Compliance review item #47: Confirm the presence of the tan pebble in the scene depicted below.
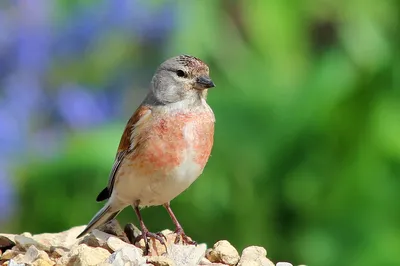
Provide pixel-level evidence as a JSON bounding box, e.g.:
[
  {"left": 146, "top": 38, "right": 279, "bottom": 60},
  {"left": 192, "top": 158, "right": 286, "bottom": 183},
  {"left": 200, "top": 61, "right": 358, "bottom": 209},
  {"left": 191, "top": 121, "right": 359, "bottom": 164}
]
[
  {"left": 238, "top": 246, "right": 274, "bottom": 266},
  {"left": 1, "top": 250, "right": 20, "bottom": 260},
  {"left": 32, "top": 258, "right": 54, "bottom": 266},
  {"left": 146, "top": 256, "right": 175, "bottom": 266},
  {"left": 69, "top": 245, "right": 110, "bottom": 266},
  {"left": 11, "top": 254, "right": 24, "bottom": 262},
  {"left": 135, "top": 238, "right": 167, "bottom": 256},
  {"left": 199, "top": 257, "right": 229, "bottom": 265},
  {"left": 198, "top": 257, "right": 212, "bottom": 265},
  {"left": 106, "top": 236, "right": 132, "bottom": 252},
  {"left": 238, "top": 261, "right": 259, "bottom": 266},
  {"left": 206, "top": 240, "right": 240, "bottom": 266},
  {"left": 49, "top": 247, "right": 66, "bottom": 259}
]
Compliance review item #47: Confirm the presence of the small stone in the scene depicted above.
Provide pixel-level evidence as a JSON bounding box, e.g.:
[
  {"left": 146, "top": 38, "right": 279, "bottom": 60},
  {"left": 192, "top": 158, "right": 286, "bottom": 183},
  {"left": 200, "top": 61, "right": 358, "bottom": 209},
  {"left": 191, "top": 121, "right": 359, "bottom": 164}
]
[
  {"left": 13, "top": 226, "right": 86, "bottom": 253},
  {"left": 206, "top": 240, "right": 240, "bottom": 266},
  {"left": 124, "top": 223, "right": 142, "bottom": 244},
  {"left": 7, "top": 259, "right": 25, "bottom": 266},
  {"left": 1, "top": 249, "right": 20, "bottom": 260},
  {"left": 96, "top": 262, "right": 113, "bottom": 266},
  {"left": 33, "top": 225, "right": 85, "bottom": 251},
  {"left": 11, "top": 246, "right": 24, "bottom": 253},
  {"left": 49, "top": 247, "right": 67, "bottom": 259},
  {"left": 238, "top": 246, "right": 274, "bottom": 266},
  {"left": 198, "top": 257, "right": 227, "bottom": 265},
  {"left": 13, "top": 245, "right": 40, "bottom": 264},
  {"left": 105, "top": 246, "right": 146, "bottom": 265},
  {"left": 0, "top": 234, "right": 17, "bottom": 243},
  {"left": 134, "top": 236, "right": 168, "bottom": 256},
  {"left": 24, "top": 245, "right": 41, "bottom": 261},
  {"left": 21, "top": 232, "right": 32, "bottom": 238},
  {"left": 10, "top": 254, "right": 25, "bottom": 263},
  {"left": 14, "top": 235, "right": 48, "bottom": 252},
  {"left": 168, "top": 243, "right": 207, "bottom": 266},
  {"left": 238, "top": 262, "right": 259, "bottom": 266},
  {"left": 276, "top": 263, "right": 293, "bottom": 266},
  {"left": 80, "top": 229, "right": 112, "bottom": 249},
  {"left": 159, "top": 229, "right": 174, "bottom": 238},
  {"left": 242, "top": 246, "right": 267, "bottom": 258},
  {"left": 106, "top": 236, "right": 133, "bottom": 252},
  {"left": 199, "top": 257, "right": 212, "bottom": 265},
  {"left": 260, "top": 257, "right": 275, "bottom": 266},
  {"left": 32, "top": 258, "right": 54, "bottom": 266},
  {"left": 147, "top": 256, "right": 175, "bottom": 266},
  {"left": 36, "top": 250, "right": 52, "bottom": 262},
  {"left": 0, "top": 236, "right": 15, "bottom": 251},
  {"left": 9, "top": 245, "right": 53, "bottom": 265},
  {"left": 98, "top": 219, "right": 130, "bottom": 243},
  {"left": 62, "top": 244, "right": 110, "bottom": 266}
]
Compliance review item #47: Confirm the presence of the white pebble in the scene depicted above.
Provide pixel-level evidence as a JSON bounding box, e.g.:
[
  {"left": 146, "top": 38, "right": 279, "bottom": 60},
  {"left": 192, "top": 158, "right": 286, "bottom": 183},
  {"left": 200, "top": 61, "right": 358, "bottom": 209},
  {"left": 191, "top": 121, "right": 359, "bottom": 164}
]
[{"left": 276, "top": 262, "right": 293, "bottom": 266}]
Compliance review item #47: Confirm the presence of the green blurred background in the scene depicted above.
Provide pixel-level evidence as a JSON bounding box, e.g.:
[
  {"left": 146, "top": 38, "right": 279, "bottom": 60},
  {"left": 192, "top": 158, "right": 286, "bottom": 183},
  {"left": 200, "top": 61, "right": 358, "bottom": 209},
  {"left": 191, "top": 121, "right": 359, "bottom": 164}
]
[{"left": 1, "top": 0, "right": 399, "bottom": 265}]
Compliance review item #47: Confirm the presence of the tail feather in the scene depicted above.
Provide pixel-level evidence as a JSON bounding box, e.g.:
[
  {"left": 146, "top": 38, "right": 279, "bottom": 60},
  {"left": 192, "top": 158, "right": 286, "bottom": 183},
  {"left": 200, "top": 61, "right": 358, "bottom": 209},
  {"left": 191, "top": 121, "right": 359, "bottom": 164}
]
[{"left": 77, "top": 203, "right": 120, "bottom": 238}]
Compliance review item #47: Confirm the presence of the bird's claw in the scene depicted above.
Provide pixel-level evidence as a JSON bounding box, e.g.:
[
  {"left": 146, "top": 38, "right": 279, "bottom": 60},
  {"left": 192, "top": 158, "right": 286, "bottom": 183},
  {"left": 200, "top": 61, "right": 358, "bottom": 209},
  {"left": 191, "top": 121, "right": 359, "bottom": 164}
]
[
  {"left": 134, "top": 231, "right": 167, "bottom": 255},
  {"left": 174, "top": 229, "right": 197, "bottom": 245}
]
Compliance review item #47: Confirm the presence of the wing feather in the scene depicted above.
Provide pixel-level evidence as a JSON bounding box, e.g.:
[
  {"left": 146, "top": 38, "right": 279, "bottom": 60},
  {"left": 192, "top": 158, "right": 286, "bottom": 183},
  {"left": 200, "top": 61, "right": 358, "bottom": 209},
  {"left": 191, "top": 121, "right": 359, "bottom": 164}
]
[{"left": 96, "top": 105, "right": 151, "bottom": 201}]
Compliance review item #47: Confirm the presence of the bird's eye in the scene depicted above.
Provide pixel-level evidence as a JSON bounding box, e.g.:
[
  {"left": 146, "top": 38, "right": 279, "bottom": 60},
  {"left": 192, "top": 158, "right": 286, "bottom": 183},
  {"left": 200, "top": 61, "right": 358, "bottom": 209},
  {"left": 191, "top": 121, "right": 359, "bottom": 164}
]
[{"left": 176, "top": 70, "right": 186, "bottom": 78}]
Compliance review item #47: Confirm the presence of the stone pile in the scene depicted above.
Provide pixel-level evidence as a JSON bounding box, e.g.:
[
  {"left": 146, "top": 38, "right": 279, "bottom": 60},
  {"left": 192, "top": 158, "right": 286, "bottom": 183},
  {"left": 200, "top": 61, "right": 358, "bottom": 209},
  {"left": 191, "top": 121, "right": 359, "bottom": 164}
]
[{"left": 0, "top": 222, "right": 298, "bottom": 266}]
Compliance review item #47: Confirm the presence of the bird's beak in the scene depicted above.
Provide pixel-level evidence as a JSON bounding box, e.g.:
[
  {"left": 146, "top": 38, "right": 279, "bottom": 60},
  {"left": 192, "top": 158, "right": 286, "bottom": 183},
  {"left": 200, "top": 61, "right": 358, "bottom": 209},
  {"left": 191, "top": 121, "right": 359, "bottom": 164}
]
[{"left": 195, "top": 76, "right": 215, "bottom": 89}]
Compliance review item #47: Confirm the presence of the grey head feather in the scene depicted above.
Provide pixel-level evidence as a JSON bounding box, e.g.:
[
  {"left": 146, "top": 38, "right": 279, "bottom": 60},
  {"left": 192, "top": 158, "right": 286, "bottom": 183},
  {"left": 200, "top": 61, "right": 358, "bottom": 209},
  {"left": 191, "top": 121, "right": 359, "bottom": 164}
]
[{"left": 149, "top": 55, "right": 213, "bottom": 105}]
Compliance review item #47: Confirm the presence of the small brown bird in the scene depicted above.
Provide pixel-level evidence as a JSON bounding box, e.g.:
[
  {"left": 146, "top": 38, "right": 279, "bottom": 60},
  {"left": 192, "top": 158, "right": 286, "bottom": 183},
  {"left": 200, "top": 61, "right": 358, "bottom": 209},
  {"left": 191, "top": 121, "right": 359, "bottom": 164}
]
[{"left": 77, "top": 55, "right": 216, "bottom": 250}]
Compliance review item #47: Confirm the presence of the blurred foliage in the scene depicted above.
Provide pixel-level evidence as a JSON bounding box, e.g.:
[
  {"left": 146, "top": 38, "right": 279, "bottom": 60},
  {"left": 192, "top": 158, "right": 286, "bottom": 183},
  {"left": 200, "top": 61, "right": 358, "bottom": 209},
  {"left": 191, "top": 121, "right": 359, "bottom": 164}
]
[{"left": 1, "top": 0, "right": 400, "bottom": 266}]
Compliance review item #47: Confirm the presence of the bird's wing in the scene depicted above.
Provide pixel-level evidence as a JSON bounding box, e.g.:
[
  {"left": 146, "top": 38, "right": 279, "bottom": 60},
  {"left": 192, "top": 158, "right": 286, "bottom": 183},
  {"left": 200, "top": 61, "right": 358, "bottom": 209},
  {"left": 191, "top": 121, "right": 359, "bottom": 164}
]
[{"left": 96, "top": 105, "right": 152, "bottom": 202}]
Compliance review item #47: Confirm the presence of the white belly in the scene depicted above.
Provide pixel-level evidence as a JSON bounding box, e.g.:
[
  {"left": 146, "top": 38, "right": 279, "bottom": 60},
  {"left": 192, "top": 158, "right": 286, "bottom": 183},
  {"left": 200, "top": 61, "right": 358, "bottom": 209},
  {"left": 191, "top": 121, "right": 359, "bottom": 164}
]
[{"left": 114, "top": 155, "right": 202, "bottom": 207}]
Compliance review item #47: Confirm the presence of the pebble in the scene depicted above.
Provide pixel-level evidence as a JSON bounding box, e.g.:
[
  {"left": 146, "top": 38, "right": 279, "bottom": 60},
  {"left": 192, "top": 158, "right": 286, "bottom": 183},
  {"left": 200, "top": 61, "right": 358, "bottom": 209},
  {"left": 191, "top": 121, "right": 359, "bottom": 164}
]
[
  {"left": 206, "top": 240, "right": 240, "bottom": 265},
  {"left": 238, "top": 246, "right": 274, "bottom": 266},
  {"left": 105, "top": 245, "right": 146, "bottom": 265}
]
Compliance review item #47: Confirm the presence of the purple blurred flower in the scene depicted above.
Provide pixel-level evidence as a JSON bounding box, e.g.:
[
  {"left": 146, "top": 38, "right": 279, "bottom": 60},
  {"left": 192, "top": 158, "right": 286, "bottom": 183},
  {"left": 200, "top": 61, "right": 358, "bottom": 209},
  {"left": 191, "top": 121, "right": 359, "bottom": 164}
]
[
  {"left": 3, "top": 72, "right": 44, "bottom": 116},
  {"left": 129, "top": 0, "right": 176, "bottom": 41},
  {"left": 53, "top": 8, "right": 102, "bottom": 57},
  {"left": 0, "top": 107, "right": 22, "bottom": 154},
  {"left": 56, "top": 84, "right": 110, "bottom": 129},
  {"left": 16, "top": 0, "right": 52, "bottom": 73},
  {"left": 0, "top": 72, "right": 44, "bottom": 154},
  {"left": 106, "top": 0, "right": 176, "bottom": 40}
]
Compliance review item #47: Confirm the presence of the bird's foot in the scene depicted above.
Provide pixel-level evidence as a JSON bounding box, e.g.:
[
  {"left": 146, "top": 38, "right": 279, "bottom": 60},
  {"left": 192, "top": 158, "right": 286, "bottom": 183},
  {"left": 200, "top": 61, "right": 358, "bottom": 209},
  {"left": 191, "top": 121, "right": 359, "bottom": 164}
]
[
  {"left": 134, "top": 230, "right": 167, "bottom": 255},
  {"left": 174, "top": 228, "right": 197, "bottom": 245}
]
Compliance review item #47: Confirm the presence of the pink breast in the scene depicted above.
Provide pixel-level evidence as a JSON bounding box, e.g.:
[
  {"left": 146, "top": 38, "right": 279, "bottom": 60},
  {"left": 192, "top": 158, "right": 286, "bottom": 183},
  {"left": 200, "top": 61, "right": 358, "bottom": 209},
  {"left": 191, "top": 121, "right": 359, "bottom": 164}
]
[{"left": 131, "top": 112, "right": 214, "bottom": 176}]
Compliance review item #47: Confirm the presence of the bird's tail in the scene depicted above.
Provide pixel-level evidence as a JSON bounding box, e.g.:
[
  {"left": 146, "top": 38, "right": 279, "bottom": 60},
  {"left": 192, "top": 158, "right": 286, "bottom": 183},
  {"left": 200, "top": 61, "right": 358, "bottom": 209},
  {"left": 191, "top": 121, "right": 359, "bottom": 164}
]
[{"left": 76, "top": 202, "right": 121, "bottom": 238}]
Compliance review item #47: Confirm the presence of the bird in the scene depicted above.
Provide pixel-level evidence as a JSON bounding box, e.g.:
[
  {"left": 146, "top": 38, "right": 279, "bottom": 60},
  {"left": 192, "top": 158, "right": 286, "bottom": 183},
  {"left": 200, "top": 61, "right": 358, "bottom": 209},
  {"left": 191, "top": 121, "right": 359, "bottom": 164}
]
[{"left": 77, "top": 55, "right": 216, "bottom": 251}]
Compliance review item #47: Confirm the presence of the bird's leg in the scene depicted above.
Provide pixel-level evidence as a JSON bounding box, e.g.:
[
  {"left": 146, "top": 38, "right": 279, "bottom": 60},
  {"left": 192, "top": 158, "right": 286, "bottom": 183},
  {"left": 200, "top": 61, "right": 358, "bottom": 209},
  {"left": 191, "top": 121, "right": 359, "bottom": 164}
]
[
  {"left": 163, "top": 202, "right": 197, "bottom": 245},
  {"left": 132, "top": 203, "right": 166, "bottom": 254}
]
